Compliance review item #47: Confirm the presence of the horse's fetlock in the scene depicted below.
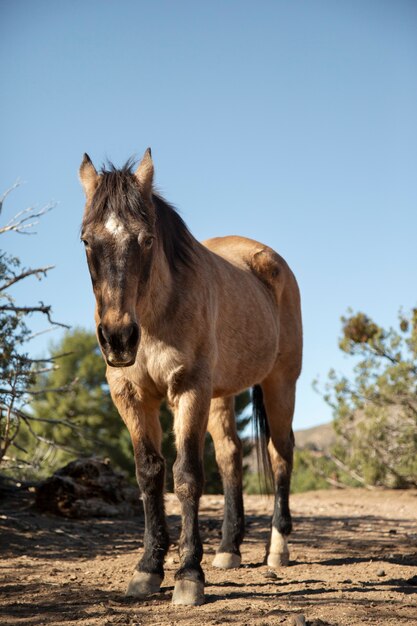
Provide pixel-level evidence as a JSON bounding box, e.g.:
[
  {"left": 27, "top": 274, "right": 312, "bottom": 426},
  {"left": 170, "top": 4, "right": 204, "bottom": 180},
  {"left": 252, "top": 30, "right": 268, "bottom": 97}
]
[{"left": 174, "top": 564, "right": 205, "bottom": 584}]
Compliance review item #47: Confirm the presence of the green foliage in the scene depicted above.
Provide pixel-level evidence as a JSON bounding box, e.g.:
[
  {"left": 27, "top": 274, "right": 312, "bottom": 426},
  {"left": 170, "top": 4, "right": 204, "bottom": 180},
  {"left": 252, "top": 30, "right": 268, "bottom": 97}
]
[
  {"left": 322, "top": 309, "right": 417, "bottom": 488},
  {"left": 0, "top": 254, "right": 34, "bottom": 395},
  {"left": 21, "top": 328, "right": 134, "bottom": 478},
  {"left": 0, "top": 253, "right": 34, "bottom": 468},
  {"left": 292, "top": 448, "right": 360, "bottom": 492},
  {"left": 243, "top": 471, "right": 273, "bottom": 495},
  {"left": 291, "top": 449, "right": 332, "bottom": 493},
  {"left": 243, "top": 448, "right": 354, "bottom": 495},
  {"left": 0, "top": 186, "right": 61, "bottom": 473}
]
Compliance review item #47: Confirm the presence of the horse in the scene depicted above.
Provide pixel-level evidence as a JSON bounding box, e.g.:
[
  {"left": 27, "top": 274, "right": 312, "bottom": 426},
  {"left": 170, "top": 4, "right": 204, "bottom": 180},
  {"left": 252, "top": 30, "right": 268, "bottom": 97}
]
[{"left": 79, "top": 149, "right": 302, "bottom": 606}]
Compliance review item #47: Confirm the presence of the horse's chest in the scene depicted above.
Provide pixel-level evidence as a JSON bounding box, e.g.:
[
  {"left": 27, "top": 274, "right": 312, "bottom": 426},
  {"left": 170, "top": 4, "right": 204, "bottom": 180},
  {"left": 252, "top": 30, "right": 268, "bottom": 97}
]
[{"left": 129, "top": 342, "right": 185, "bottom": 397}]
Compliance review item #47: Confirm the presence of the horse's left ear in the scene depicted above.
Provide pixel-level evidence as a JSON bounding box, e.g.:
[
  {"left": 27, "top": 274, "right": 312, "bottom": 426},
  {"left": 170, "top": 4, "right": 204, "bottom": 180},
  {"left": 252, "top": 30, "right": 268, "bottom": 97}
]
[
  {"left": 79, "top": 153, "right": 99, "bottom": 200},
  {"left": 135, "top": 148, "right": 154, "bottom": 199}
]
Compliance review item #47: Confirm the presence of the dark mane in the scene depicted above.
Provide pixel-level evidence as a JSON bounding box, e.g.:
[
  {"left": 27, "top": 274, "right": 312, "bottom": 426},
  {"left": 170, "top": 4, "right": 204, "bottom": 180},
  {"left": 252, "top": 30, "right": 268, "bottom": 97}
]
[
  {"left": 83, "top": 160, "right": 196, "bottom": 271},
  {"left": 152, "top": 194, "right": 196, "bottom": 271}
]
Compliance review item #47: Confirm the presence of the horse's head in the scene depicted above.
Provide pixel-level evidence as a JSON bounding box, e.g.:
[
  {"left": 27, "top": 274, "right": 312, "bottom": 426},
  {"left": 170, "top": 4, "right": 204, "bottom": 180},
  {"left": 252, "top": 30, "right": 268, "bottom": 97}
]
[{"left": 79, "top": 149, "right": 155, "bottom": 367}]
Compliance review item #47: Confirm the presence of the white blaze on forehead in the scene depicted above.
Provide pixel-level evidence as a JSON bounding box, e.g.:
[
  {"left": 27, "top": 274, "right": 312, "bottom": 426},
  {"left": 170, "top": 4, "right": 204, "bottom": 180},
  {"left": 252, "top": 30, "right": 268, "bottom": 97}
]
[{"left": 104, "top": 213, "right": 127, "bottom": 238}]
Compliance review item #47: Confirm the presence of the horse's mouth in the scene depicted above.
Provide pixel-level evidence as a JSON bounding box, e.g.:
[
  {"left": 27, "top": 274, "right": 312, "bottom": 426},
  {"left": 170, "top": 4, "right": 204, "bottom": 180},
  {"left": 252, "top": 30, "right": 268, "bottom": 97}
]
[{"left": 106, "top": 355, "right": 136, "bottom": 368}]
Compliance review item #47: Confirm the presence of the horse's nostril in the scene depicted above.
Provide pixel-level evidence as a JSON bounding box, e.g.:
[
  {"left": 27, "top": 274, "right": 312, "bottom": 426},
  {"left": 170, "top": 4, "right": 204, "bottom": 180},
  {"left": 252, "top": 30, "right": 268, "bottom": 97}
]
[
  {"left": 128, "top": 322, "right": 140, "bottom": 347},
  {"left": 98, "top": 321, "right": 139, "bottom": 353},
  {"left": 98, "top": 323, "right": 110, "bottom": 346}
]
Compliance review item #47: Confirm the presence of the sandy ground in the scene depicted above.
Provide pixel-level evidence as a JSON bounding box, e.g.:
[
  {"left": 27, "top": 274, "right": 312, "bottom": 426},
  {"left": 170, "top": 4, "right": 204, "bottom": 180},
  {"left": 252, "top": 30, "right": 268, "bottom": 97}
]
[{"left": 1, "top": 488, "right": 417, "bottom": 626}]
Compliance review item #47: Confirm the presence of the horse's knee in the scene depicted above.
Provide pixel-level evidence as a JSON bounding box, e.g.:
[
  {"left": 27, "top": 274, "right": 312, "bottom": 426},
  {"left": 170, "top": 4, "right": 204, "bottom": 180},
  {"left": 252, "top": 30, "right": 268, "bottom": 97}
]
[
  {"left": 135, "top": 443, "right": 165, "bottom": 496},
  {"left": 173, "top": 456, "right": 204, "bottom": 501}
]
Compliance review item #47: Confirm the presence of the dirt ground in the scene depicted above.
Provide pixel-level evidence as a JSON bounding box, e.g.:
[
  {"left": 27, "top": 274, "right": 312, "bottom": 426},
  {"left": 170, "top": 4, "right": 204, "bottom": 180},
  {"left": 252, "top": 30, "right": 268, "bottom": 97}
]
[{"left": 1, "top": 488, "right": 416, "bottom": 626}]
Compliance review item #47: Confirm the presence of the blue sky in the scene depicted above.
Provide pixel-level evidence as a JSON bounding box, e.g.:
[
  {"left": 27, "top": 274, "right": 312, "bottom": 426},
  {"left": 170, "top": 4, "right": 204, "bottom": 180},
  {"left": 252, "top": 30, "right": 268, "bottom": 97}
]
[{"left": 1, "top": 0, "right": 416, "bottom": 430}]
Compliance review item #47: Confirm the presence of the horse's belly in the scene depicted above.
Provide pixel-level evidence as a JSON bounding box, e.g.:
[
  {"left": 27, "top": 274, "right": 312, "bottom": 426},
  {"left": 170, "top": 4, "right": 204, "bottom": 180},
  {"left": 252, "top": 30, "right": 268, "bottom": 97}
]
[{"left": 212, "top": 308, "right": 279, "bottom": 396}]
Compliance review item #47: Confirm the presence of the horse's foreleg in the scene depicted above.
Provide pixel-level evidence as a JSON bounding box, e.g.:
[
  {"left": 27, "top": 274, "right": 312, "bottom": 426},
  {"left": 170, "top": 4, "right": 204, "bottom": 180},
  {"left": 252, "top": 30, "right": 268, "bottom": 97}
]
[
  {"left": 208, "top": 396, "right": 244, "bottom": 569},
  {"left": 261, "top": 375, "right": 296, "bottom": 568},
  {"left": 109, "top": 381, "right": 169, "bottom": 598},
  {"left": 171, "top": 386, "right": 210, "bottom": 606},
  {"left": 127, "top": 433, "right": 170, "bottom": 596}
]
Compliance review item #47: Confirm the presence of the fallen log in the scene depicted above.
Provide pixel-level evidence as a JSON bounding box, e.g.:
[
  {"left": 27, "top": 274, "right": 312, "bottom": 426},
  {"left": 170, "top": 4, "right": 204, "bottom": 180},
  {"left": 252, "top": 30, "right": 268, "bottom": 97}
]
[{"left": 35, "top": 457, "right": 142, "bottom": 518}]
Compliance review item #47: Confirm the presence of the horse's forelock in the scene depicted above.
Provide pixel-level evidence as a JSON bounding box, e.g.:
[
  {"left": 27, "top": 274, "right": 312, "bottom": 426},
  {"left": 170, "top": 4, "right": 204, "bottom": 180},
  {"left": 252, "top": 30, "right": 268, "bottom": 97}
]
[
  {"left": 82, "top": 161, "right": 196, "bottom": 273},
  {"left": 83, "top": 160, "right": 152, "bottom": 230}
]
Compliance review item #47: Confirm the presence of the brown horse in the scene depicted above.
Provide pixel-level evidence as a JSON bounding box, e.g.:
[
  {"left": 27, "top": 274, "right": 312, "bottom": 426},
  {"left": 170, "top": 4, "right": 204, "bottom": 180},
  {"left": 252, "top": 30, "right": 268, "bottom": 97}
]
[{"left": 79, "top": 149, "right": 302, "bottom": 606}]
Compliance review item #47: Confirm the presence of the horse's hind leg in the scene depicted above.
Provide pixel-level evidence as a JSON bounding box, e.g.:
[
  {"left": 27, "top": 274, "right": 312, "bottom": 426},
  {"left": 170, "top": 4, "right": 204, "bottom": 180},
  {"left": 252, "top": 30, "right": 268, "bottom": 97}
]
[
  {"left": 261, "top": 374, "right": 296, "bottom": 568},
  {"left": 208, "top": 396, "right": 244, "bottom": 569}
]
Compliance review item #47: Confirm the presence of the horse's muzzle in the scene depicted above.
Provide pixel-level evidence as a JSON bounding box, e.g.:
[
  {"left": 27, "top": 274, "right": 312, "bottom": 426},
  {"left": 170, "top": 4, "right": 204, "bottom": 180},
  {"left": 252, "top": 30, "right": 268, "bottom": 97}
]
[{"left": 97, "top": 321, "right": 140, "bottom": 367}]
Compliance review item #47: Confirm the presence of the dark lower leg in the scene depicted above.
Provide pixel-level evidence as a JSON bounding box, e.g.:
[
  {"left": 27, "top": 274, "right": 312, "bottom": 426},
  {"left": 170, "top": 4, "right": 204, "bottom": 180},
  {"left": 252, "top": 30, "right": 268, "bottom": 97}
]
[
  {"left": 208, "top": 397, "right": 245, "bottom": 560},
  {"left": 219, "top": 482, "right": 245, "bottom": 555},
  {"left": 267, "top": 434, "right": 293, "bottom": 566},
  {"left": 272, "top": 472, "right": 292, "bottom": 536},
  {"left": 135, "top": 440, "right": 170, "bottom": 578},
  {"left": 173, "top": 437, "right": 204, "bottom": 584}
]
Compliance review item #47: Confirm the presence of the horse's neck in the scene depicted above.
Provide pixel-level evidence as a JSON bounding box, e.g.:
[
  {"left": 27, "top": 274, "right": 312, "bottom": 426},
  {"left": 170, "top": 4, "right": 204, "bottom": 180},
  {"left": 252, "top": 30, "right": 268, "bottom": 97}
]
[
  {"left": 138, "top": 233, "right": 207, "bottom": 333},
  {"left": 137, "top": 241, "right": 174, "bottom": 328}
]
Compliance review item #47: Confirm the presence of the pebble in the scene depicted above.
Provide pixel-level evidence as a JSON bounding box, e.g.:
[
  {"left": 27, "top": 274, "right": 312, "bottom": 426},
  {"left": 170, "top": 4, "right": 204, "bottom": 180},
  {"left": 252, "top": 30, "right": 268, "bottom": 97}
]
[
  {"left": 376, "top": 568, "right": 386, "bottom": 577},
  {"left": 263, "top": 570, "right": 278, "bottom": 580}
]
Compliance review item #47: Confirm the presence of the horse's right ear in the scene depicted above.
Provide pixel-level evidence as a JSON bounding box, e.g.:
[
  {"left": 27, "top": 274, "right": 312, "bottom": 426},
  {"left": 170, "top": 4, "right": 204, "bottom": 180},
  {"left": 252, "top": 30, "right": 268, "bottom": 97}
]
[
  {"left": 79, "top": 153, "right": 99, "bottom": 200},
  {"left": 134, "top": 148, "right": 154, "bottom": 200}
]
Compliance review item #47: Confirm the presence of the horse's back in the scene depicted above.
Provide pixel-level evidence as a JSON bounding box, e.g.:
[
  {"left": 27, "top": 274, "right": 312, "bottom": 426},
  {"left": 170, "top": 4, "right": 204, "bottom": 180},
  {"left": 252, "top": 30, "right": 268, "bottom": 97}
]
[{"left": 203, "top": 235, "right": 297, "bottom": 307}]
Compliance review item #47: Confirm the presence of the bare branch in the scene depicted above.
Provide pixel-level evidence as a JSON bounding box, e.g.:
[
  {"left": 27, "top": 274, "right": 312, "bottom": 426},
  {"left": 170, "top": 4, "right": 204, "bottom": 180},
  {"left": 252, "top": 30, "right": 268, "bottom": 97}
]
[
  {"left": 0, "top": 265, "right": 54, "bottom": 292},
  {"left": 0, "top": 180, "right": 22, "bottom": 217},
  {"left": 0, "top": 303, "right": 70, "bottom": 329},
  {"left": 25, "top": 352, "right": 73, "bottom": 364},
  {"left": 0, "top": 202, "right": 55, "bottom": 236}
]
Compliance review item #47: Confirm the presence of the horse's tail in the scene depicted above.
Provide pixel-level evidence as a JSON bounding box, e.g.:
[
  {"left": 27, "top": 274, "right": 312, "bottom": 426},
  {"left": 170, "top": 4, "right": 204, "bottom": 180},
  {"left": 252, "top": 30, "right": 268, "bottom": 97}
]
[{"left": 252, "top": 384, "right": 274, "bottom": 492}]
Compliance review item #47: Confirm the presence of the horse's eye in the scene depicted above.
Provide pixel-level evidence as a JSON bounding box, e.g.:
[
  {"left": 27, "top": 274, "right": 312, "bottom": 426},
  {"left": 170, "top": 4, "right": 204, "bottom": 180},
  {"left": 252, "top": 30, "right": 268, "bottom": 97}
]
[{"left": 143, "top": 236, "right": 154, "bottom": 249}]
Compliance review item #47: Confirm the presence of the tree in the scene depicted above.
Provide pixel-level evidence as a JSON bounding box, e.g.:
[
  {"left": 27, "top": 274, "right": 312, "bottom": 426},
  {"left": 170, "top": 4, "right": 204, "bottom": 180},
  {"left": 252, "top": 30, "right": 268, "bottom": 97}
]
[
  {"left": 321, "top": 309, "right": 417, "bottom": 488},
  {"left": 0, "top": 183, "right": 68, "bottom": 476},
  {"left": 24, "top": 329, "right": 135, "bottom": 477},
  {"left": 28, "top": 328, "right": 253, "bottom": 491}
]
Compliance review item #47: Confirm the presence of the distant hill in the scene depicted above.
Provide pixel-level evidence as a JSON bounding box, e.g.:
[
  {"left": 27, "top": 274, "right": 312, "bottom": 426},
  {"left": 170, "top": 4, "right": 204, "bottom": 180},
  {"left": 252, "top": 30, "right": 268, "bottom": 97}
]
[{"left": 294, "top": 422, "right": 335, "bottom": 452}]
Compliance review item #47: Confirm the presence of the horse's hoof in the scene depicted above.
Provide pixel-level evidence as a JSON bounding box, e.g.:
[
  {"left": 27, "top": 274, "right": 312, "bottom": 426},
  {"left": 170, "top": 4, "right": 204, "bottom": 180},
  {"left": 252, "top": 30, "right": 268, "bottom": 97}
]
[
  {"left": 267, "top": 551, "right": 290, "bottom": 568},
  {"left": 212, "top": 552, "right": 241, "bottom": 569},
  {"left": 126, "top": 571, "right": 162, "bottom": 598},
  {"left": 172, "top": 579, "right": 205, "bottom": 606}
]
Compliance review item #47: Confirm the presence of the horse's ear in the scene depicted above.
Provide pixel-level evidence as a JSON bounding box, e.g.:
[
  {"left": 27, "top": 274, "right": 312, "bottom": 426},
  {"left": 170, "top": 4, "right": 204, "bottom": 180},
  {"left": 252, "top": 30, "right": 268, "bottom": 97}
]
[
  {"left": 135, "top": 148, "right": 154, "bottom": 199},
  {"left": 79, "top": 154, "right": 99, "bottom": 200}
]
